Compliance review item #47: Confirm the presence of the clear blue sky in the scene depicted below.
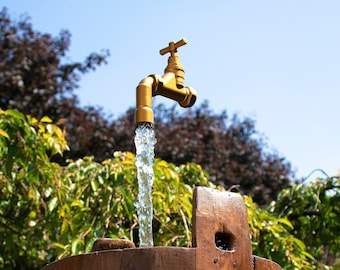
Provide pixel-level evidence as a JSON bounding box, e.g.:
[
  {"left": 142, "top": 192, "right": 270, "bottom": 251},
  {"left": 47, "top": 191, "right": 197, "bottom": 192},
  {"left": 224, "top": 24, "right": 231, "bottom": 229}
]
[{"left": 2, "top": 1, "right": 340, "bottom": 180}]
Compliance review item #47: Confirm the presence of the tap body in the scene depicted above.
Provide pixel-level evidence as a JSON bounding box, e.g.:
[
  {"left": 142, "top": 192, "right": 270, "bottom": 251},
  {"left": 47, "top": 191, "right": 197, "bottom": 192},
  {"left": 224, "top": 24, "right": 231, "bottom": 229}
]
[
  {"left": 136, "top": 73, "right": 197, "bottom": 125},
  {"left": 135, "top": 39, "right": 197, "bottom": 125}
]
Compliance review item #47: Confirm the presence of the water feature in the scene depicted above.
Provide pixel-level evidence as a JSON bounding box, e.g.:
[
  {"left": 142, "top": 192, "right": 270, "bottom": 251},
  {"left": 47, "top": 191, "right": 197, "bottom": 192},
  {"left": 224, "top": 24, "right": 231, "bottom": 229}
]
[
  {"left": 42, "top": 39, "right": 282, "bottom": 270},
  {"left": 134, "top": 124, "right": 157, "bottom": 247},
  {"left": 134, "top": 39, "right": 196, "bottom": 248}
]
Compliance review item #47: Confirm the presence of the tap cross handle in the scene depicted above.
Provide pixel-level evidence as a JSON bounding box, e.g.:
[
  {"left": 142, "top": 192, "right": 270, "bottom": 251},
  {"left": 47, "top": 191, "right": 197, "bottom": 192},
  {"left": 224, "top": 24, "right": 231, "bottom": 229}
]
[{"left": 160, "top": 38, "right": 188, "bottom": 56}]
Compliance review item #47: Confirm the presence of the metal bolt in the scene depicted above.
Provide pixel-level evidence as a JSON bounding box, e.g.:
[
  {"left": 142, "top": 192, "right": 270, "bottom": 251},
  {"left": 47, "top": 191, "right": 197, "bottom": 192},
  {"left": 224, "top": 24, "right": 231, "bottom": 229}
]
[
  {"left": 214, "top": 258, "right": 218, "bottom": 264},
  {"left": 233, "top": 261, "right": 238, "bottom": 268}
]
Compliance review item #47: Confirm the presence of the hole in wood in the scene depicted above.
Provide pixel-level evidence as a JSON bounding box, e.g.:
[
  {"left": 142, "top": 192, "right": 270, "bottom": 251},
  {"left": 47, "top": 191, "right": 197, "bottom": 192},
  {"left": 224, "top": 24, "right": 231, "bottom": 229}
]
[{"left": 215, "top": 232, "right": 235, "bottom": 251}]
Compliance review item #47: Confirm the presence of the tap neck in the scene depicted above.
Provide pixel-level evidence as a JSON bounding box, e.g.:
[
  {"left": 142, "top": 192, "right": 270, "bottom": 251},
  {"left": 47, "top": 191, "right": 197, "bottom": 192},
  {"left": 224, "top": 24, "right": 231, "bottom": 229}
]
[
  {"left": 160, "top": 39, "right": 188, "bottom": 88},
  {"left": 164, "top": 53, "right": 185, "bottom": 88}
]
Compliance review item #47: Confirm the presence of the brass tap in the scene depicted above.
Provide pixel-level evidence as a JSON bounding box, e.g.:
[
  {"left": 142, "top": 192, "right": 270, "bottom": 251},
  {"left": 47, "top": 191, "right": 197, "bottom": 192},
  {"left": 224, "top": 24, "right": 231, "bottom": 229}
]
[{"left": 136, "top": 39, "right": 197, "bottom": 126}]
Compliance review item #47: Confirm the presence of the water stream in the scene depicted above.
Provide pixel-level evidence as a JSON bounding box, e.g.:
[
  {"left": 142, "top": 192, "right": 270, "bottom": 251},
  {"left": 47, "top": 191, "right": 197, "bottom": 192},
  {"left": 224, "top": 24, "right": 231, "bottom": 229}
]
[{"left": 134, "top": 125, "right": 157, "bottom": 247}]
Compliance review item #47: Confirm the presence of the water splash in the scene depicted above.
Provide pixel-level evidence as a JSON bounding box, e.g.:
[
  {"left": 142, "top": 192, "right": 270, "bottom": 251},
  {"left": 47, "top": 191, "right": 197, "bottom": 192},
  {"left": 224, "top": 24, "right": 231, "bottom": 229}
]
[{"left": 134, "top": 125, "right": 156, "bottom": 247}]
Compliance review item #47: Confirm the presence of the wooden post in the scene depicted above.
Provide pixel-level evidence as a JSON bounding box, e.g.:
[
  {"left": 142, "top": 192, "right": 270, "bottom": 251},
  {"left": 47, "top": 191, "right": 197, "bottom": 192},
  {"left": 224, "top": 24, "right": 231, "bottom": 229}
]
[
  {"left": 192, "top": 187, "right": 254, "bottom": 270},
  {"left": 192, "top": 187, "right": 281, "bottom": 270}
]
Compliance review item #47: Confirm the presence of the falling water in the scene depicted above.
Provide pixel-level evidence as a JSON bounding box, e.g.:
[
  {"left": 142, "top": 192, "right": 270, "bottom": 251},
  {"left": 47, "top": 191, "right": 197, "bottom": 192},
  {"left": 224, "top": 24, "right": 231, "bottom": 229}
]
[{"left": 134, "top": 124, "right": 157, "bottom": 247}]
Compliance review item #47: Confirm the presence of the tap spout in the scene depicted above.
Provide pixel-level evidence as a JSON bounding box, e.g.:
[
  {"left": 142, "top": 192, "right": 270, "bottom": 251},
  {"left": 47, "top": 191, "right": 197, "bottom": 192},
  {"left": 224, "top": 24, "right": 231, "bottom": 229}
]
[{"left": 135, "top": 74, "right": 197, "bottom": 126}]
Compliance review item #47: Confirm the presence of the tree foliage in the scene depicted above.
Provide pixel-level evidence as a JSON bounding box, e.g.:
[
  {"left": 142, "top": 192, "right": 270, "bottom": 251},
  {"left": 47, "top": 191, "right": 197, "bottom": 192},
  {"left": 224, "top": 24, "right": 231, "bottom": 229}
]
[
  {"left": 0, "top": 109, "right": 211, "bottom": 269},
  {"left": 114, "top": 104, "right": 293, "bottom": 205},
  {"left": 246, "top": 195, "right": 315, "bottom": 269},
  {"left": 2, "top": 109, "right": 339, "bottom": 269},
  {"left": 270, "top": 177, "right": 340, "bottom": 267},
  {"left": 0, "top": 7, "right": 108, "bottom": 116},
  {"left": 0, "top": 8, "right": 294, "bottom": 205},
  {"left": 0, "top": 109, "right": 68, "bottom": 269},
  {"left": 153, "top": 103, "right": 293, "bottom": 205},
  {"left": 1, "top": 7, "right": 339, "bottom": 270},
  {"left": 0, "top": 7, "right": 112, "bottom": 161}
]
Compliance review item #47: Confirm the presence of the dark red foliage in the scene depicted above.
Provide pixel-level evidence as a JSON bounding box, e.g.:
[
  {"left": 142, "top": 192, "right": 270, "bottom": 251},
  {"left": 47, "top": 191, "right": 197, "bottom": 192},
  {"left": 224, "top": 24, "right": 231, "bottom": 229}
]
[
  {"left": 114, "top": 103, "right": 293, "bottom": 206},
  {"left": 0, "top": 7, "right": 294, "bottom": 206}
]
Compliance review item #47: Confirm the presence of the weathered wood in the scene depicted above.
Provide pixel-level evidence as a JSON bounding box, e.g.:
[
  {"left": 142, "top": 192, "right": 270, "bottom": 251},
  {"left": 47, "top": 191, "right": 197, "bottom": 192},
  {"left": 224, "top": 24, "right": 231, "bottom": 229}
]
[
  {"left": 91, "top": 238, "right": 136, "bottom": 251},
  {"left": 43, "top": 247, "right": 195, "bottom": 270},
  {"left": 253, "top": 256, "right": 282, "bottom": 270},
  {"left": 192, "top": 187, "right": 254, "bottom": 270}
]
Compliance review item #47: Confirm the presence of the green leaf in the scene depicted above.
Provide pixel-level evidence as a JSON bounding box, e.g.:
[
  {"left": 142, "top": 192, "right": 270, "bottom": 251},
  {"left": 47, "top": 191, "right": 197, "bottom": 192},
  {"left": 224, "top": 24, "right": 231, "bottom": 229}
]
[
  {"left": 0, "top": 128, "right": 9, "bottom": 139},
  {"left": 40, "top": 116, "right": 53, "bottom": 123},
  {"left": 277, "top": 218, "right": 293, "bottom": 229},
  {"left": 61, "top": 220, "right": 69, "bottom": 235},
  {"left": 71, "top": 200, "right": 84, "bottom": 208},
  {"left": 71, "top": 238, "right": 79, "bottom": 254},
  {"left": 48, "top": 197, "right": 58, "bottom": 212},
  {"left": 90, "top": 179, "right": 97, "bottom": 192},
  {"left": 5, "top": 109, "right": 25, "bottom": 121}
]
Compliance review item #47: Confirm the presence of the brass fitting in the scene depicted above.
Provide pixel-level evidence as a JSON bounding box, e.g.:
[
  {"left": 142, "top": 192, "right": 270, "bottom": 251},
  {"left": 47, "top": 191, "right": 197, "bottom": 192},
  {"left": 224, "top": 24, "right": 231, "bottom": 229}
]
[{"left": 135, "top": 39, "right": 197, "bottom": 126}]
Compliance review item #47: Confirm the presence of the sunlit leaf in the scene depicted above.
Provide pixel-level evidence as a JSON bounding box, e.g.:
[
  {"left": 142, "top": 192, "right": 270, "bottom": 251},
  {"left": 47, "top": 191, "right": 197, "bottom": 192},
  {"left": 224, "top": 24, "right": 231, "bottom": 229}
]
[
  {"left": 48, "top": 197, "right": 58, "bottom": 212},
  {"left": 5, "top": 109, "right": 25, "bottom": 120},
  {"left": 0, "top": 128, "right": 9, "bottom": 139},
  {"left": 40, "top": 116, "right": 53, "bottom": 123}
]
